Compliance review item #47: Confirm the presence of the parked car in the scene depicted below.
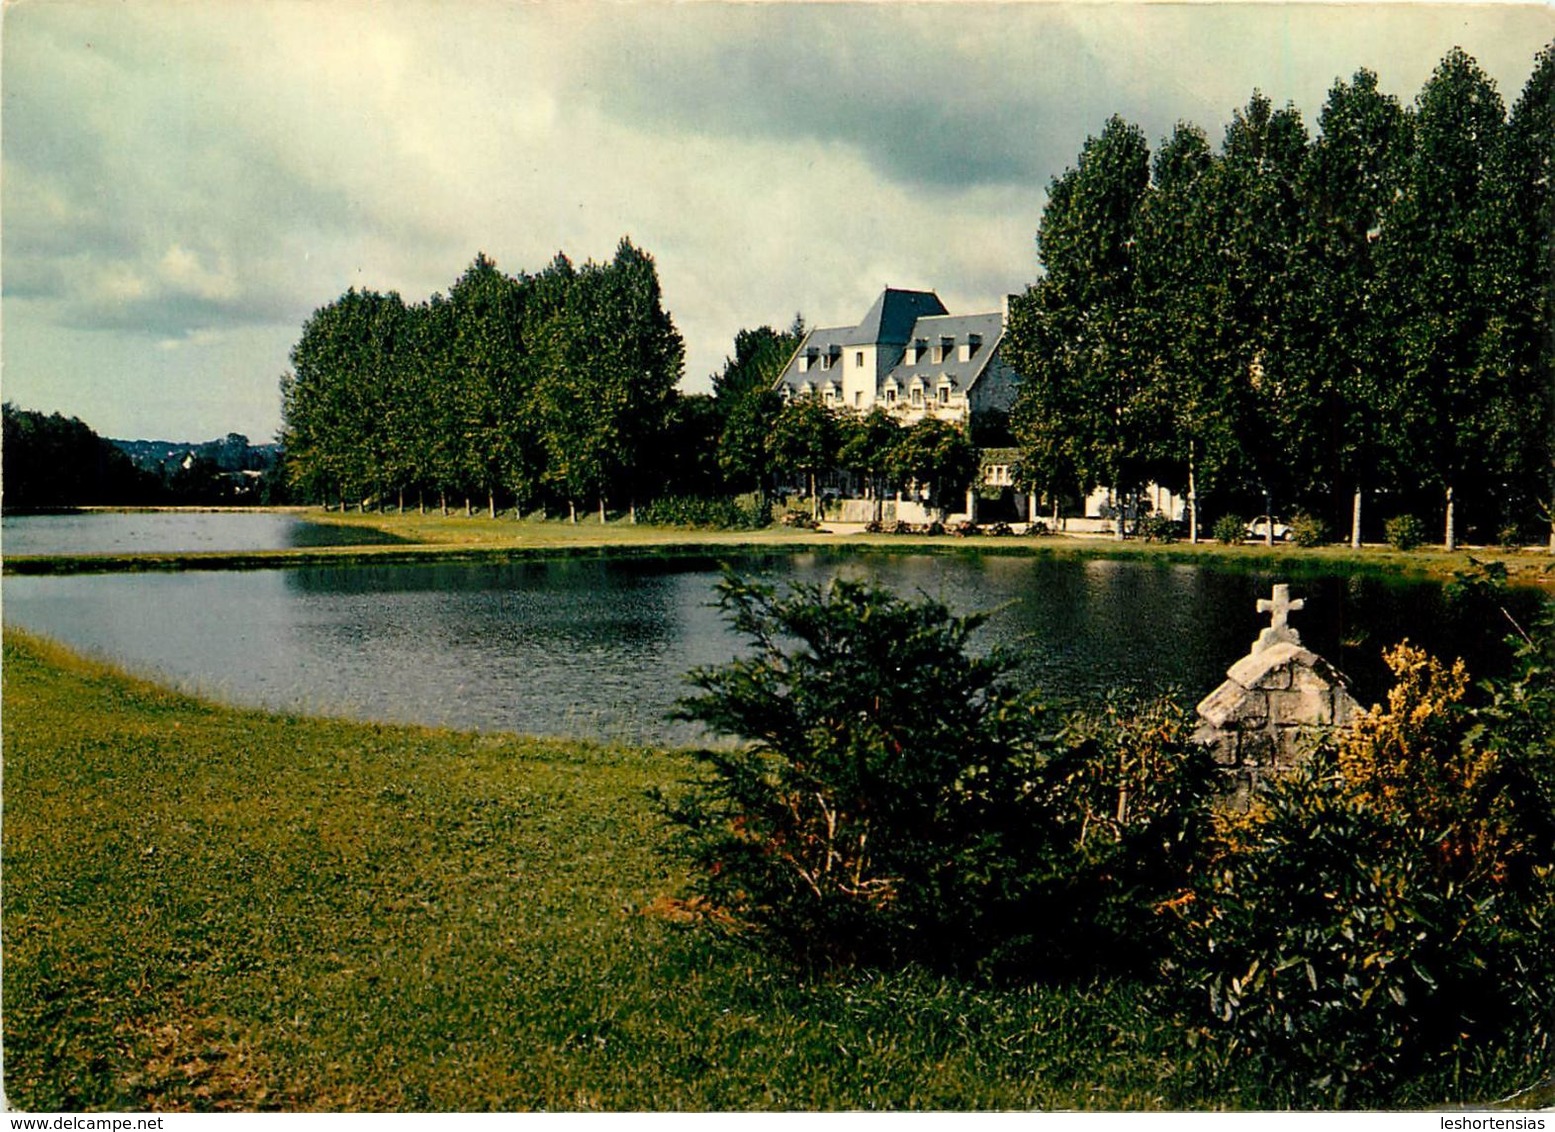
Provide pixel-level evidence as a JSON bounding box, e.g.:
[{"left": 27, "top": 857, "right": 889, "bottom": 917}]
[{"left": 1245, "top": 515, "right": 1291, "bottom": 542}]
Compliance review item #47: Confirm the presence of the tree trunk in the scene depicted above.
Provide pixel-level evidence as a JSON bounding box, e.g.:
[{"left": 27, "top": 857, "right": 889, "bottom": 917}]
[
  {"left": 1052, "top": 494, "right": 1060, "bottom": 530},
  {"left": 569, "top": 500, "right": 577, "bottom": 525},
  {"left": 488, "top": 489, "right": 497, "bottom": 519},
  {"left": 1113, "top": 486, "right": 1124, "bottom": 541},
  {"left": 629, "top": 500, "right": 636, "bottom": 524},
  {"left": 418, "top": 489, "right": 425, "bottom": 516},
  {"left": 398, "top": 487, "right": 405, "bottom": 514},
  {"left": 1187, "top": 455, "right": 1199, "bottom": 545},
  {"left": 464, "top": 496, "right": 472, "bottom": 518},
  {"left": 599, "top": 497, "right": 607, "bottom": 524},
  {"left": 1444, "top": 483, "right": 1456, "bottom": 551},
  {"left": 1351, "top": 485, "right": 1363, "bottom": 549},
  {"left": 809, "top": 472, "right": 819, "bottom": 520},
  {"left": 439, "top": 491, "right": 448, "bottom": 517},
  {"left": 1264, "top": 487, "right": 1274, "bottom": 548}
]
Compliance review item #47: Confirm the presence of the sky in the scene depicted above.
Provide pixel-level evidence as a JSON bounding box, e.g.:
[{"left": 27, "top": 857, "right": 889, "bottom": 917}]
[{"left": 2, "top": 1, "right": 1552, "bottom": 443}]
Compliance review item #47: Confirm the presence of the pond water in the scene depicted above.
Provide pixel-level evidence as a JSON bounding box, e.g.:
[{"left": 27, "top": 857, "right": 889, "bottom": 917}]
[
  {"left": 1, "top": 511, "right": 406, "bottom": 556},
  {"left": 3, "top": 551, "right": 1540, "bottom": 747}
]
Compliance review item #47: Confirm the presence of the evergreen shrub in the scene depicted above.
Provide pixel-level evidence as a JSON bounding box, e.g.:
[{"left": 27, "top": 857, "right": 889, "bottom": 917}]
[
  {"left": 1385, "top": 514, "right": 1427, "bottom": 551},
  {"left": 659, "top": 573, "right": 1213, "bottom": 974},
  {"left": 1213, "top": 515, "right": 1245, "bottom": 545}
]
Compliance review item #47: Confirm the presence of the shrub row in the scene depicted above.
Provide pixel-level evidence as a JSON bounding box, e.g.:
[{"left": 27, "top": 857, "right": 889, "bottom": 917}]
[{"left": 636, "top": 494, "right": 770, "bottom": 530}]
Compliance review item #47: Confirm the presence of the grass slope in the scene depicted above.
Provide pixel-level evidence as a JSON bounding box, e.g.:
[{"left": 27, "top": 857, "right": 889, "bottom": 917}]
[{"left": 1, "top": 631, "right": 1539, "bottom": 1111}]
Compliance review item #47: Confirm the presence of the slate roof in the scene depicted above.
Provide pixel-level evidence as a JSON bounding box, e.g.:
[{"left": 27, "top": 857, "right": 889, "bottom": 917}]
[
  {"left": 883, "top": 311, "right": 1003, "bottom": 390},
  {"left": 774, "top": 290, "right": 1005, "bottom": 397},
  {"left": 842, "top": 289, "right": 948, "bottom": 346}
]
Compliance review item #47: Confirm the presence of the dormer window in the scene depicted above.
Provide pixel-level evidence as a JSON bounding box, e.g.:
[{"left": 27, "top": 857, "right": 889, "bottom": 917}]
[
  {"left": 801, "top": 348, "right": 819, "bottom": 373},
  {"left": 959, "top": 334, "right": 982, "bottom": 362},
  {"left": 934, "top": 335, "right": 955, "bottom": 364},
  {"left": 800, "top": 380, "right": 814, "bottom": 399},
  {"left": 937, "top": 379, "right": 953, "bottom": 405}
]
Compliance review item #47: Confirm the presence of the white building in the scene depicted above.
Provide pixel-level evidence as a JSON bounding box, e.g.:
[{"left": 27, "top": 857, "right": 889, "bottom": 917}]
[{"left": 772, "top": 288, "right": 1020, "bottom": 425}]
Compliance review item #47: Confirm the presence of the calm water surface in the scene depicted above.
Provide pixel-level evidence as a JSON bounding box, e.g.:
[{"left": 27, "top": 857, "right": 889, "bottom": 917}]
[
  {"left": 3, "top": 551, "right": 1539, "bottom": 746},
  {"left": 1, "top": 511, "right": 405, "bottom": 555}
]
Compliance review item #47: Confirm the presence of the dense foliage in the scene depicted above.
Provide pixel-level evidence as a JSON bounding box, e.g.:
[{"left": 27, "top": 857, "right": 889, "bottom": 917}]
[
  {"left": 280, "top": 241, "right": 685, "bottom": 519},
  {"left": 663, "top": 573, "right": 1212, "bottom": 976},
  {"left": 664, "top": 571, "right": 1555, "bottom": 1105},
  {"left": 2, "top": 403, "right": 156, "bottom": 510},
  {"left": 1163, "top": 616, "right": 1555, "bottom": 1103},
  {"left": 1008, "top": 45, "right": 1554, "bottom": 549},
  {"left": 1, "top": 403, "right": 284, "bottom": 511}
]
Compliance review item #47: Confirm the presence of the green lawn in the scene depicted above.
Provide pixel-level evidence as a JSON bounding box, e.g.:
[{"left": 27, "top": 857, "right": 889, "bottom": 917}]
[
  {"left": 9, "top": 507, "right": 1555, "bottom": 586},
  {"left": 1, "top": 630, "right": 1543, "bottom": 1110}
]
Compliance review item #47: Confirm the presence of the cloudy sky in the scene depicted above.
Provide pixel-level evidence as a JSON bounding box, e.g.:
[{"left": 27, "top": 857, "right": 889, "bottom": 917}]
[{"left": 3, "top": 1, "right": 1551, "bottom": 442}]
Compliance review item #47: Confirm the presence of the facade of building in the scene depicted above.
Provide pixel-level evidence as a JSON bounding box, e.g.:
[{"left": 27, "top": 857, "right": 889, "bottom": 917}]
[{"left": 772, "top": 288, "right": 1020, "bottom": 425}]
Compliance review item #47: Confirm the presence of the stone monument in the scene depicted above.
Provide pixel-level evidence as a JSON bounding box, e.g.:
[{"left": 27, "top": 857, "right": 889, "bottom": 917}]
[{"left": 1194, "top": 584, "right": 1362, "bottom": 807}]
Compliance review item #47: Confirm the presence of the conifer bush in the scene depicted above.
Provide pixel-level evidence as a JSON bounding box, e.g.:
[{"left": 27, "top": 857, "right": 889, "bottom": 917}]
[{"left": 661, "top": 574, "right": 1213, "bottom": 974}]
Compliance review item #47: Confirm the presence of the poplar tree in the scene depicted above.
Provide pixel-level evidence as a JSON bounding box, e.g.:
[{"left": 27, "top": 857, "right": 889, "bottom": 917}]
[
  {"left": 1007, "top": 115, "right": 1153, "bottom": 539},
  {"left": 1287, "top": 70, "right": 1407, "bottom": 545},
  {"left": 1477, "top": 44, "right": 1554, "bottom": 550},
  {"left": 1376, "top": 48, "right": 1507, "bottom": 550}
]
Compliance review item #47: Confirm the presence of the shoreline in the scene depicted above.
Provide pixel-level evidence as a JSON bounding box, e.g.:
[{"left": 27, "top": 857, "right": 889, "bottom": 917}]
[{"left": 4, "top": 507, "right": 1554, "bottom": 586}]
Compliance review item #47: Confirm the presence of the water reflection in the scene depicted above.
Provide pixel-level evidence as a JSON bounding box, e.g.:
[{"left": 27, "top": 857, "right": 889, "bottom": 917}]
[
  {"left": 1, "top": 511, "right": 408, "bottom": 555},
  {"left": 2, "top": 553, "right": 1541, "bottom": 746}
]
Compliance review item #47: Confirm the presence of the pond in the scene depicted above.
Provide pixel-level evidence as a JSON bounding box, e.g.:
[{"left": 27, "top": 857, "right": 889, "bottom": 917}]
[
  {"left": 0, "top": 511, "right": 407, "bottom": 556},
  {"left": 3, "top": 551, "right": 1541, "bottom": 747}
]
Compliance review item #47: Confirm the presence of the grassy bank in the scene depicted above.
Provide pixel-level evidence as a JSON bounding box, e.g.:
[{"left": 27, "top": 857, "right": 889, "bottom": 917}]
[
  {"left": 6, "top": 507, "right": 1555, "bottom": 586},
  {"left": 4, "top": 631, "right": 1546, "bottom": 1111}
]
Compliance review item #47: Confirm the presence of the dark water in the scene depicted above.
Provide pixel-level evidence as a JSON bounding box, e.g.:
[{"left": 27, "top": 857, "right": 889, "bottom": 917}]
[
  {"left": 1, "top": 511, "right": 406, "bottom": 556},
  {"left": 2, "top": 552, "right": 1542, "bottom": 746}
]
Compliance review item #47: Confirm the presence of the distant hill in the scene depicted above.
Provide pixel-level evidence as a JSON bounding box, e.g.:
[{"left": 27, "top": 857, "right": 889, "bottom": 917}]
[
  {"left": 2, "top": 403, "right": 289, "bottom": 512},
  {"left": 112, "top": 434, "right": 283, "bottom": 476}
]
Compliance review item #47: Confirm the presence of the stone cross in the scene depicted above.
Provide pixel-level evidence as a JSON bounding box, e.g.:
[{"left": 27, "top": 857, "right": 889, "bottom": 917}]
[{"left": 1254, "top": 583, "right": 1304, "bottom": 652}]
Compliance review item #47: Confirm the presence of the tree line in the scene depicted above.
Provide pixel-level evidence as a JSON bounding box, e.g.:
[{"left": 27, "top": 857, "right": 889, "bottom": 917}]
[
  {"left": 0, "top": 403, "right": 287, "bottom": 512},
  {"left": 281, "top": 239, "right": 685, "bottom": 520},
  {"left": 1007, "top": 45, "right": 1554, "bottom": 549}
]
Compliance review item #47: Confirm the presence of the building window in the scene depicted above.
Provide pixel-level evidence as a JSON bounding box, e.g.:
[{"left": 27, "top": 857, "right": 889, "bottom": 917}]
[
  {"left": 911, "top": 387, "right": 923, "bottom": 407},
  {"left": 937, "top": 385, "right": 950, "bottom": 405},
  {"left": 855, "top": 351, "right": 864, "bottom": 368},
  {"left": 854, "top": 390, "right": 863, "bottom": 408},
  {"left": 885, "top": 388, "right": 897, "bottom": 405}
]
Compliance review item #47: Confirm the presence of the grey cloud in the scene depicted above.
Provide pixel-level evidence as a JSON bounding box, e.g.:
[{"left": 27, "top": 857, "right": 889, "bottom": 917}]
[
  {"left": 1, "top": 3, "right": 452, "bottom": 338},
  {"left": 571, "top": 5, "right": 1110, "bottom": 192}
]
